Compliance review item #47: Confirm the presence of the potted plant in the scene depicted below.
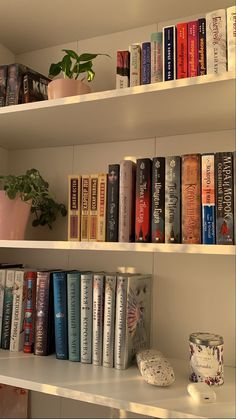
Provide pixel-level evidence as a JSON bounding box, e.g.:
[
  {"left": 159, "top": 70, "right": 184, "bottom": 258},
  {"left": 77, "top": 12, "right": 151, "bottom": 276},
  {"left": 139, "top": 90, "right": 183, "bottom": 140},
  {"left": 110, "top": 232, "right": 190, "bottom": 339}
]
[
  {"left": 0, "top": 168, "right": 67, "bottom": 240},
  {"left": 48, "top": 49, "right": 110, "bottom": 99}
]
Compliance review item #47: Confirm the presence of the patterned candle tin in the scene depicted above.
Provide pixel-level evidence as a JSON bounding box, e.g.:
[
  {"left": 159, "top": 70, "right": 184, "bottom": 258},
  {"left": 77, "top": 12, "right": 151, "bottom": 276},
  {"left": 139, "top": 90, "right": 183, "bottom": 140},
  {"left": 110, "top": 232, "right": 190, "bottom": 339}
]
[{"left": 189, "top": 332, "right": 224, "bottom": 385}]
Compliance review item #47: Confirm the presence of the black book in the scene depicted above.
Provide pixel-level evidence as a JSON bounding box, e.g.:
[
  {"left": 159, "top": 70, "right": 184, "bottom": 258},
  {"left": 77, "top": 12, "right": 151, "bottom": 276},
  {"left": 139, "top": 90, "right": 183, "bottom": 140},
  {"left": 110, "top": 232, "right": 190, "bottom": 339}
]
[
  {"left": 0, "top": 65, "right": 8, "bottom": 107},
  {"left": 106, "top": 164, "right": 120, "bottom": 241},
  {"left": 151, "top": 157, "right": 165, "bottom": 243}
]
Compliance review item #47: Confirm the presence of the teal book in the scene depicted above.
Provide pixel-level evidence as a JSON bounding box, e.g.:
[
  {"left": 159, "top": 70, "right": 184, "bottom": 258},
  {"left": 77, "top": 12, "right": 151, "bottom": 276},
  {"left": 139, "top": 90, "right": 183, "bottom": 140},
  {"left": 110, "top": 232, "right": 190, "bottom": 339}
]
[
  {"left": 67, "top": 271, "right": 81, "bottom": 362},
  {"left": 53, "top": 271, "right": 68, "bottom": 360}
]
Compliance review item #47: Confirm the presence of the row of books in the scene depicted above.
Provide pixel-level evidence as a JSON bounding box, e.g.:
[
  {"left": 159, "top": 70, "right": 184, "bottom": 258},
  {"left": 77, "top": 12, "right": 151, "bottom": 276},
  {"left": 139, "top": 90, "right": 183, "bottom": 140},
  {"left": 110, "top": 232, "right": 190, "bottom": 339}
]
[
  {"left": 69, "top": 152, "right": 235, "bottom": 245},
  {"left": 0, "top": 63, "right": 50, "bottom": 107},
  {"left": 116, "top": 6, "right": 236, "bottom": 88},
  {"left": 0, "top": 265, "right": 151, "bottom": 370}
]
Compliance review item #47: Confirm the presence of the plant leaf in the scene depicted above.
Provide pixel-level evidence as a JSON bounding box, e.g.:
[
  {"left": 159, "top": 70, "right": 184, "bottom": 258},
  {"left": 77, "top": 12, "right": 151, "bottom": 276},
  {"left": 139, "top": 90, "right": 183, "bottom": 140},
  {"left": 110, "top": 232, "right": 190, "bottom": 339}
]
[
  {"left": 62, "top": 49, "right": 80, "bottom": 61},
  {"left": 49, "top": 63, "right": 62, "bottom": 77},
  {"left": 87, "top": 69, "right": 95, "bottom": 82},
  {"left": 61, "top": 55, "right": 72, "bottom": 78}
]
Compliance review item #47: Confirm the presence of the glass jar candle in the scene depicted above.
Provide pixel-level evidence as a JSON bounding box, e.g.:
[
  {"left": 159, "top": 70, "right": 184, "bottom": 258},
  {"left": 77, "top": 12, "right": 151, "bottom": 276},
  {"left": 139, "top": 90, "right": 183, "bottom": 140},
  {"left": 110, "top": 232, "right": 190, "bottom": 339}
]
[{"left": 189, "top": 332, "right": 224, "bottom": 385}]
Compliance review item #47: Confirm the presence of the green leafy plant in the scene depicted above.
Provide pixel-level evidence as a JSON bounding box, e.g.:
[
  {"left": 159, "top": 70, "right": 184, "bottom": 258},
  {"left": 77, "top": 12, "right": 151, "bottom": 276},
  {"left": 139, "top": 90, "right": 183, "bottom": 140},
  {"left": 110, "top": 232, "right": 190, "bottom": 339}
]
[
  {"left": 49, "top": 49, "right": 110, "bottom": 82},
  {"left": 0, "top": 169, "right": 67, "bottom": 229}
]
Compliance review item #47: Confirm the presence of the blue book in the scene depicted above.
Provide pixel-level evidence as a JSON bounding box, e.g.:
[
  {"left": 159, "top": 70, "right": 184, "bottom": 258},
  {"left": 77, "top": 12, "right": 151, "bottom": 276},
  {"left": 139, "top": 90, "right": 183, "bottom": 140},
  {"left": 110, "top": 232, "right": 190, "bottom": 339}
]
[
  {"left": 53, "top": 271, "right": 68, "bottom": 360},
  {"left": 141, "top": 42, "right": 151, "bottom": 84},
  {"left": 163, "top": 26, "right": 176, "bottom": 81},
  {"left": 67, "top": 271, "right": 81, "bottom": 362},
  {"left": 202, "top": 154, "right": 216, "bottom": 244}
]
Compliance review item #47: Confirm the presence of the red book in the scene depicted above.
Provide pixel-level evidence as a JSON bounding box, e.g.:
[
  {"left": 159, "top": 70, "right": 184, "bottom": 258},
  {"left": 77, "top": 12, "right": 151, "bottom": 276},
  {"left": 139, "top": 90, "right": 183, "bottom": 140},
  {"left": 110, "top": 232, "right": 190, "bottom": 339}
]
[
  {"left": 188, "top": 21, "right": 199, "bottom": 77},
  {"left": 176, "top": 23, "right": 188, "bottom": 78},
  {"left": 135, "top": 158, "right": 152, "bottom": 242}
]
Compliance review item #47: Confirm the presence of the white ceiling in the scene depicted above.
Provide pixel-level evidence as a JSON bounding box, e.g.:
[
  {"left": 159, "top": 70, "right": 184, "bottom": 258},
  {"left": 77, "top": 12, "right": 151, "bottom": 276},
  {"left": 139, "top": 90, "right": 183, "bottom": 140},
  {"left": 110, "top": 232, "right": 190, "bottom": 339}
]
[{"left": 0, "top": 0, "right": 235, "bottom": 54}]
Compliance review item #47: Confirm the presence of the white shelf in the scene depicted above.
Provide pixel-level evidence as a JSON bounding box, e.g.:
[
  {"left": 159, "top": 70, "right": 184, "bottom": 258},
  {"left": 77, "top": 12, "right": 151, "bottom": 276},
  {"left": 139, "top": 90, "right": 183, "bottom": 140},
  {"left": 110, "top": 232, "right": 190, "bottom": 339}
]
[
  {"left": 0, "top": 351, "right": 234, "bottom": 419},
  {"left": 0, "top": 240, "right": 235, "bottom": 255},
  {"left": 0, "top": 72, "right": 235, "bottom": 150}
]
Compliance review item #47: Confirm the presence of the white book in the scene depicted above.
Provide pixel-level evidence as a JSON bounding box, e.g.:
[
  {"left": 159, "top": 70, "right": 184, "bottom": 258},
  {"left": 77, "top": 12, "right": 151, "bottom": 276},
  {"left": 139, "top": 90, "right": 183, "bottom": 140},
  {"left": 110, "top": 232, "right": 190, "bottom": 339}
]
[
  {"left": 0, "top": 270, "right": 7, "bottom": 346},
  {"left": 10, "top": 270, "right": 25, "bottom": 351},
  {"left": 151, "top": 32, "right": 163, "bottom": 83},
  {"left": 92, "top": 273, "right": 104, "bottom": 366},
  {"left": 129, "top": 44, "right": 141, "bottom": 87},
  {"left": 80, "top": 272, "right": 93, "bottom": 363},
  {"left": 206, "top": 9, "right": 227, "bottom": 74},
  {"left": 103, "top": 274, "right": 117, "bottom": 368},
  {"left": 227, "top": 6, "right": 236, "bottom": 72}
]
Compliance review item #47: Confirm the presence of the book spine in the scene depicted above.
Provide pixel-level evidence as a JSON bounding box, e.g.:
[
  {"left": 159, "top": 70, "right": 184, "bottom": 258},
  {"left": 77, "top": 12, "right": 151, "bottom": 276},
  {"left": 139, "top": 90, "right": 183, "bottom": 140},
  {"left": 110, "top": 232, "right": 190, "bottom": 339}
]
[
  {"left": 234, "top": 151, "right": 236, "bottom": 244},
  {"left": 165, "top": 156, "right": 181, "bottom": 243},
  {"left": 198, "top": 18, "right": 207, "bottom": 75},
  {"left": 92, "top": 273, "right": 104, "bottom": 366},
  {"left": 97, "top": 173, "right": 107, "bottom": 241},
  {"left": 182, "top": 154, "right": 201, "bottom": 244},
  {"left": 103, "top": 274, "right": 116, "bottom": 368},
  {"left": 5, "top": 63, "right": 25, "bottom": 106},
  {"left": 176, "top": 23, "right": 188, "bottom": 79},
  {"left": 1, "top": 270, "right": 15, "bottom": 349},
  {"left": 89, "top": 174, "right": 98, "bottom": 241},
  {"left": 129, "top": 44, "right": 141, "bottom": 86},
  {"left": 227, "top": 6, "right": 236, "bottom": 72},
  {"left": 151, "top": 157, "right": 165, "bottom": 243},
  {"left": 81, "top": 175, "right": 90, "bottom": 241},
  {"left": 67, "top": 272, "right": 81, "bottom": 361},
  {"left": 141, "top": 42, "right": 151, "bottom": 84},
  {"left": 0, "top": 65, "right": 8, "bottom": 107},
  {"left": 10, "top": 270, "right": 25, "bottom": 351},
  {"left": 23, "top": 271, "right": 37, "bottom": 353},
  {"left": 135, "top": 158, "right": 152, "bottom": 242},
  {"left": 188, "top": 21, "right": 199, "bottom": 77},
  {"left": 163, "top": 26, "right": 176, "bottom": 81},
  {"left": 206, "top": 9, "right": 227, "bottom": 74},
  {"left": 215, "top": 152, "right": 234, "bottom": 244},
  {"left": 68, "top": 175, "right": 81, "bottom": 240},
  {"left": 53, "top": 272, "right": 68, "bottom": 360},
  {"left": 106, "top": 164, "right": 120, "bottom": 242},
  {"left": 34, "top": 272, "right": 51, "bottom": 356},
  {"left": 202, "top": 154, "right": 216, "bottom": 244},
  {"left": 23, "top": 72, "right": 49, "bottom": 103},
  {"left": 151, "top": 32, "right": 163, "bottom": 83},
  {"left": 114, "top": 276, "right": 128, "bottom": 370},
  {"left": 116, "top": 51, "right": 130, "bottom": 88},
  {"left": 80, "top": 273, "right": 93, "bottom": 363},
  {"left": 119, "top": 160, "right": 136, "bottom": 242},
  {"left": 0, "top": 270, "right": 6, "bottom": 347}
]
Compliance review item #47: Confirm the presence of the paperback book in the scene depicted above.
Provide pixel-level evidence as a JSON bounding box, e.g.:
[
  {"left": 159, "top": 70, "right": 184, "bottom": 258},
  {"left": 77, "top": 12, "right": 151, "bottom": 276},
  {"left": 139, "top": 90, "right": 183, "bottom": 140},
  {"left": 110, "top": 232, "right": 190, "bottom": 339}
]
[
  {"left": 67, "top": 271, "right": 81, "bottom": 361},
  {"left": 201, "top": 154, "right": 216, "bottom": 244},
  {"left": 163, "top": 26, "right": 176, "bottom": 81},
  {"left": 129, "top": 44, "right": 141, "bottom": 86},
  {"left": 80, "top": 272, "right": 93, "bottom": 363},
  {"left": 106, "top": 164, "right": 120, "bottom": 242},
  {"left": 68, "top": 175, "right": 81, "bottom": 241},
  {"left": 151, "top": 32, "right": 163, "bottom": 83},
  {"left": 1, "top": 270, "right": 15, "bottom": 349},
  {"left": 176, "top": 23, "right": 188, "bottom": 79},
  {"left": 206, "top": 9, "right": 227, "bottom": 74},
  {"left": 92, "top": 273, "right": 105, "bottom": 366},
  {"left": 165, "top": 156, "right": 181, "bottom": 243},
  {"left": 141, "top": 42, "right": 151, "bottom": 84},
  {"left": 10, "top": 270, "right": 26, "bottom": 352},
  {"left": 135, "top": 158, "right": 152, "bottom": 242},
  {"left": 119, "top": 160, "right": 136, "bottom": 242},
  {"left": 53, "top": 271, "right": 68, "bottom": 360},
  {"left": 103, "top": 273, "right": 117, "bottom": 368},
  {"left": 151, "top": 157, "right": 165, "bottom": 243},
  {"left": 23, "top": 270, "right": 37, "bottom": 353}
]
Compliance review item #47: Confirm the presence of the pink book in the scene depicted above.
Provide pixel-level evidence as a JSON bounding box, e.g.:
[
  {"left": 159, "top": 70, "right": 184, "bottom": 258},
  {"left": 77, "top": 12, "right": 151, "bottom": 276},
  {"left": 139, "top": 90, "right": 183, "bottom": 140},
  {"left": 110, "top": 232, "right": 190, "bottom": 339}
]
[{"left": 188, "top": 21, "right": 198, "bottom": 77}]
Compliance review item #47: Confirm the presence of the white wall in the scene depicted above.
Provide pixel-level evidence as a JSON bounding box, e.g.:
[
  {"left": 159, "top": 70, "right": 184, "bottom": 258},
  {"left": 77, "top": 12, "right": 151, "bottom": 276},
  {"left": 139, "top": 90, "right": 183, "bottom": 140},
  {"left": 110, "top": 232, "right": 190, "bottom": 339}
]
[{"left": 0, "top": 43, "right": 15, "bottom": 64}]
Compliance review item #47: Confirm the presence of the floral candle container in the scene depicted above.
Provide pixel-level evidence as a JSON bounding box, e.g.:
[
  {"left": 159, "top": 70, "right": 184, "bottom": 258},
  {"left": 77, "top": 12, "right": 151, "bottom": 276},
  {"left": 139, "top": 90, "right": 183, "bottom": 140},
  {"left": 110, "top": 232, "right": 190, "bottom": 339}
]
[{"left": 189, "top": 332, "right": 224, "bottom": 385}]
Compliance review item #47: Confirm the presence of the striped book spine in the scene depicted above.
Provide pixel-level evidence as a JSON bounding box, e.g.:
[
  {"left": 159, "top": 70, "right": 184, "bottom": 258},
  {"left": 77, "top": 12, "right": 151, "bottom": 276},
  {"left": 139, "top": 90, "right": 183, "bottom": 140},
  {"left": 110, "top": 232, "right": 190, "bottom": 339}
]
[
  {"left": 67, "top": 271, "right": 81, "bottom": 361},
  {"left": 81, "top": 272, "right": 93, "bottom": 363},
  {"left": 92, "top": 273, "right": 105, "bottom": 366},
  {"left": 10, "top": 270, "right": 26, "bottom": 351},
  {"left": 53, "top": 271, "right": 68, "bottom": 360},
  {"left": 23, "top": 271, "right": 37, "bottom": 353},
  {"left": 68, "top": 175, "right": 81, "bottom": 240},
  {"left": 0, "top": 270, "right": 6, "bottom": 347},
  {"left": 103, "top": 274, "right": 116, "bottom": 368},
  {"left": 202, "top": 154, "right": 216, "bottom": 244},
  {"left": 163, "top": 26, "right": 176, "bottom": 80},
  {"left": 141, "top": 42, "right": 151, "bottom": 84},
  {"left": 1, "top": 270, "right": 15, "bottom": 349}
]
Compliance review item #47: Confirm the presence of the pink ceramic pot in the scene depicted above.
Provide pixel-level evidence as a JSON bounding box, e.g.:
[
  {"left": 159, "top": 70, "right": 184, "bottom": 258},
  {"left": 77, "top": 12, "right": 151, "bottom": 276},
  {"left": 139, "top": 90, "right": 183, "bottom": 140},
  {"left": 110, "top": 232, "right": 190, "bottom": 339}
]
[
  {"left": 0, "top": 191, "right": 32, "bottom": 240},
  {"left": 48, "top": 79, "right": 91, "bottom": 99}
]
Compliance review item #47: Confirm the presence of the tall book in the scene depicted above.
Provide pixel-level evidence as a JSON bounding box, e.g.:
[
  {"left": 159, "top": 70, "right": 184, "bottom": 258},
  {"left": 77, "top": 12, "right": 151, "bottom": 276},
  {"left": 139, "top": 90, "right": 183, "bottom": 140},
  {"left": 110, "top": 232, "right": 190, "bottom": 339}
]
[
  {"left": 119, "top": 160, "right": 136, "bottom": 242},
  {"left": 89, "top": 174, "right": 98, "bottom": 241},
  {"left": 188, "top": 21, "right": 198, "bottom": 77},
  {"left": 116, "top": 51, "right": 130, "bottom": 89},
  {"left": 182, "top": 154, "right": 201, "bottom": 244},
  {"left": 151, "top": 157, "right": 165, "bottom": 243},
  {"left": 0, "top": 270, "right": 6, "bottom": 346},
  {"left": 1, "top": 270, "right": 15, "bottom": 349},
  {"left": 23, "top": 69, "right": 50, "bottom": 103},
  {"left": 23, "top": 270, "right": 37, "bottom": 353},
  {"left": 151, "top": 32, "right": 163, "bottom": 83},
  {"left": 34, "top": 271, "right": 55, "bottom": 356},
  {"left": 68, "top": 175, "right": 81, "bottom": 241},
  {"left": 201, "top": 154, "right": 216, "bottom": 244},
  {"left": 198, "top": 18, "right": 207, "bottom": 76},
  {"left": 80, "top": 272, "right": 93, "bottom": 363},
  {"left": 103, "top": 273, "right": 117, "bottom": 368},
  {"left": 163, "top": 26, "right": 176, "bottom": 81},
  {"left": 234, "top": 151, "right": 236, "bottom": 244},
  {"left": 67, "top": 271, "right": 81, "bottom": 362},
  {"left": 165, "top": 156, "right": 181, "bottom": 243},
  {"left": 81, "top": 175, "right": 90, "bottom": 241},
  {"left": 141, "top": 42, "right": 151, "bottom": 84},
  {"left": 97, "top": 173, "right": 107, "bottom": 242},
  {"left": 129, "top": 44, "right": 141, "bottom": 86},
  {"left": 106, "top": 164, "right": 120, "bottom": 242},
  {"left": 227, "top": 6, "right": 236, "bottom": 72},
  {"left": 135, "top": 158, "right": 152, "bottom": 242},
  {"left": 0, "top": 65, "right": 8, "bottom": 107},
  {"left": 10, "top": 270, "right": 26, "bottom": 351},
  {"left": 206, "top": 9, "right": 227, "bottom": 74},
  {"left": 114, "top": 274, "right": 151, "bottom": 370},
  {"left": 5, "top": 63, "right": 25, "bottom": 106},
  {"left": 53, "top": 271, "right": 68, "bottom": 360},
  {"left": 176, "top": 23, "right": 188, "bottom": 79},
  {"left": 92, "top": 273, "right": 105, "bottom": 366},
  {"left": 215, "top": 152, "right": 234, "bottom": 244}
]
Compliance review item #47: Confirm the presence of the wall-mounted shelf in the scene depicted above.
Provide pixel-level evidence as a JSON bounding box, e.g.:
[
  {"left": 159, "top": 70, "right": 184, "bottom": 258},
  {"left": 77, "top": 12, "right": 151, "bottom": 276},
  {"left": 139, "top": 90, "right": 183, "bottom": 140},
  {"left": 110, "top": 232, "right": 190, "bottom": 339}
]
[{"left": 0, "top": 72, "right": 235, "bottom": 150}]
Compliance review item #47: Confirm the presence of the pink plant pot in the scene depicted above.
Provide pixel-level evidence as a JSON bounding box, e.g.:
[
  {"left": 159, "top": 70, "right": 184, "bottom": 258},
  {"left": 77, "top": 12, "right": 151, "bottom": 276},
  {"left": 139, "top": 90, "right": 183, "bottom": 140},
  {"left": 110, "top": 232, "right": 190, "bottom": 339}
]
[
  {"left": 0, "top": 191, "right": 32, "bottom": 240},
  {"left": 48, "top": 78, "right": 91, "bottom": 99}
]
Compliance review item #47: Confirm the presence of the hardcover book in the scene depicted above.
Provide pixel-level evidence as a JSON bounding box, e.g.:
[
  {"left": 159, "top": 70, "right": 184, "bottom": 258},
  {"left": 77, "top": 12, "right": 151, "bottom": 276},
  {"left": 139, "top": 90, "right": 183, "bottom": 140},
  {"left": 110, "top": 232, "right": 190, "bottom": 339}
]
[
  {"left": 135, "top": 158, "right": 152, "bottom": 242},
  {"left": 106, "top": 164, "right": 120, "bottom": 242},
  {"left": 97, "top": 173, "right": 107, "bottom": 242},
  {"left": 215, "top": 152, "right": 234, "bottom": 244},
  {"left": 53, "top": 271, "right": 68, "bottom": 360},
  {"left": 5, "top": 63, "right": 25, "bottom": 106},
  {"left": 141, "top": 42, "right": 151, "bottom": 84},
  {"left": 116, "top": 50, "right": 130, "bottom": 89},
  {"left": 188, "top": 21, "right": 198, "bottom": 77},
  {"left": 227, "top": 6, "right": 236, "bottom": 72},
  {"left": 0, "top": 65, "right": 8, "bottom": 107},
  {"left": 80, "top": 272, "right": 93, "bottom": 363},
  {"left": 114, "top": 274, "right": 151, "bottom": 370},
  {"left": 129, "top": 44, "right": 141, "bottom": 86},
  {"left": 0, "top": 270, "right": 6, "bottom": 347},
  {"left": 68, "top": 175, "right": 81, "bottom": 241},
  {"left": 206, "top": 9, "right": 227, "bottom": 74},
  {"left": 103, "top": 273, "right": 117, "bottom": 368},
  {"left": 201, "top": 154, "right": 216, "bottom": 244},
  {"left": 151, "top": 157, "right": 165, "bottom": 243},
  {"left": 23, "top": 69, "right": 50, "bottom": 103},
  {"left": 176, "top": 23, "right": 188, "bottom": 79},
  {"left": 182, "top": 154, "right": 201, "bottom": 244},
  {"left": 1, "top": 270, "right": 15, "bottom": 349},
  {"left": 198, "top": 18, "right": 207, "bottom": 75},
  {"left": 23, "top": 270, "right": 37, "bottom": 353},
  {"left": 163, "top": 26, "right": 176, "bottom": 81},
  {"left": 165, "top": 156, "right": 181, "bottom": 243},
  {"left": 10, "top": 270, "right": 26, "bottom": 352},
  {"left": 234, "top": 151, "right": 236, "bottom": 243},
  {"left": 81, "top": 175, "right": 90, "bottom": 241},
  {"left": 92, "top": 273, "right": 105, "bottom": 366},
  {"left": 89, "top": 174, "right": 98, "bottom": 241},
  {"left": 119, "top": 160, "right": 136, "bottom": 242},
  {"left": 67, "top": 271, "right": 81, "bottom": 361},
  {"left": 151, "top": 32, "right": 163, "bottom": 83}
]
